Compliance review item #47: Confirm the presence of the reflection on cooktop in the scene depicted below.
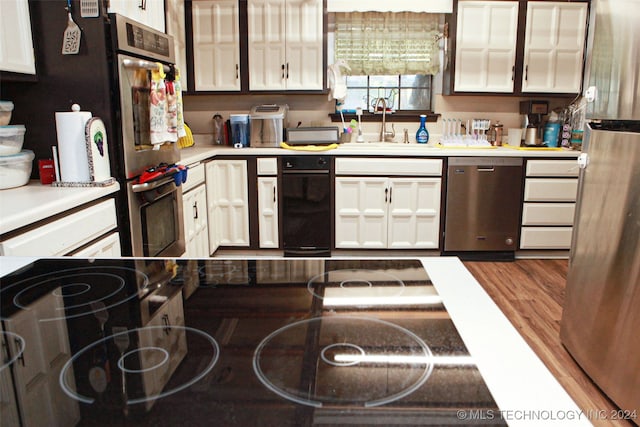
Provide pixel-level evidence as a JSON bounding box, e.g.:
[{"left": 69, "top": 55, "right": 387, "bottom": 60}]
[{"left": 0, "top": 258, "right": 506, "bottom": 426}]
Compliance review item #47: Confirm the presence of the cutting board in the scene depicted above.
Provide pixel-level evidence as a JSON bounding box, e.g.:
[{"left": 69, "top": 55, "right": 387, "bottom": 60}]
[{"left": 85, "top": 117, "right": 112, "bottom": 182}]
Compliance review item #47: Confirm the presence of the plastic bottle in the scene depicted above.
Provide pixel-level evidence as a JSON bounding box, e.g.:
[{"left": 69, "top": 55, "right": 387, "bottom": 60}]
[{"left": 416, "top": 114, "right": 429, "bottom": 144}]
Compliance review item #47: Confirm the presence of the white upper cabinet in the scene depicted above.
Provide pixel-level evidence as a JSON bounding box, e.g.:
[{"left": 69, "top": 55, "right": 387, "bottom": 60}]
[
  {"left": 451, "top": 0, "right": 588, "bottom": 94},
  {"left": 192, "top": 0, "right": 241, "bottom": 91},
  {"left": 248, "top": 0, "right": 323, "bottom": 91},
  {"left": 521, "top": 2, "right": 588, "bottom": 93},
  {"left": 454, "top": 1, "right": 519, "bottom": 93},
  {"left": 0, "top": 0, "right": 36, "bottom": 74},
  {"left": 108, "top": 0, "right": 166, "bottom": 32}
]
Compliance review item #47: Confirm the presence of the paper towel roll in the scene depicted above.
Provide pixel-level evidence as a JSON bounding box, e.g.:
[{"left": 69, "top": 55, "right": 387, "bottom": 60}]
[{"left": 55, "top": 106, "right": 92, "bottom": 182}]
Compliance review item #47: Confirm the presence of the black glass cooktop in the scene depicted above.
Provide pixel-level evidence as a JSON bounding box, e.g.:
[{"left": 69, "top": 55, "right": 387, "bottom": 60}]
[{"left": 0, "top": 258, "right": 506, "bottom": 426}]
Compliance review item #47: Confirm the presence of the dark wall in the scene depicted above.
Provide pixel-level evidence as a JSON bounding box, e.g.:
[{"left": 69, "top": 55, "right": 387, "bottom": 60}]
[{"left": 1, "top": 0, "right": 116, "bottom": 179}]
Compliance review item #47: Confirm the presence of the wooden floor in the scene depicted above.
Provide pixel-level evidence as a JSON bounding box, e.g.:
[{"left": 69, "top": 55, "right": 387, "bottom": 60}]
[{"left": 463, "top": 259, "right": 636, "bottom": 427}]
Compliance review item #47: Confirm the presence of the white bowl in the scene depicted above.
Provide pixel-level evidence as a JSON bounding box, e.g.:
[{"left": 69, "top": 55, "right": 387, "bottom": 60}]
[
  {"left": 0, "top": 101, "right": 14, "bottom": 126},
  {"left": 0, "top": 149, "right": 34, "bottom": 190},
  {"left": 0, "top": 125, "right": 26, "bottom": 156}
]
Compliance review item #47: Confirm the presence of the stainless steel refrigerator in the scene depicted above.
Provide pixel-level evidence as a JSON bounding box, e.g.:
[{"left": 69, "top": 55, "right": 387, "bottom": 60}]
[{"left": 560, "top": 0, "right": 640, "bottom": 417}]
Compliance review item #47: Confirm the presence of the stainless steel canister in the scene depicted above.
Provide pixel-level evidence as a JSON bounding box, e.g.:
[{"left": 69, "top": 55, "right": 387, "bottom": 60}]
[{"left": 492, "top": 122, "right": 503, "bottom": 146}]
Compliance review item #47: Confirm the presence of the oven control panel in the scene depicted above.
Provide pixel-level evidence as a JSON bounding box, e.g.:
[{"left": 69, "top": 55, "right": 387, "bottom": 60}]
[{"left": 283, "top": 156, "right": 330, "bottom": 171}]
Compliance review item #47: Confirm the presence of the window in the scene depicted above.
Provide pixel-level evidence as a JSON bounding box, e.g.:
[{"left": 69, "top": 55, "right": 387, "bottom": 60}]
[
  {"left": 342, "top": 74, "right": 432, "bottom": 112},
  {"left": 332, "top": 12, "right": 440, "bottom": 113}
]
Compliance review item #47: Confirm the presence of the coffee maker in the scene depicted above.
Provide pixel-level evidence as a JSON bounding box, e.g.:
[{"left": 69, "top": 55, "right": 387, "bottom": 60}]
[{"left": 519, "top": 100, "right": 549, "bottom": 145}]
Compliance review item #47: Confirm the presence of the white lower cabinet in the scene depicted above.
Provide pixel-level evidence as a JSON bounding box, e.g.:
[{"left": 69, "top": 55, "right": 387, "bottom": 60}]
[
  {"left": 205, "top": 159, "right": 250, "bottom": 251},
  {"left": 0, "top": 323, "right": 20, "bottom": 427},
  {"left": 520, "top": 227, "right": 574, "bottom": 249},
  {"left": 0, "top": 199, "right": 119, "bottom": 257},
  {"left": 71, "top": 232, "right": 122, "bottom": 258},
  {"left": 257, "top": 177, "right": 279, "bottom": 248},
  {"left": 335, "top": 177, "right": 441, "bottom": 249},
  {"left": 182, "top": 184, "right": 209, "bottom": 257},
  {"left": 520, "top": 159, "right": 578, "bottom": 250},
  {"left": 138, "top": 290, "right": 187, "bottom": 411},
  {"left": 4, "top": 289, "right": 80, "bottom": 427}
]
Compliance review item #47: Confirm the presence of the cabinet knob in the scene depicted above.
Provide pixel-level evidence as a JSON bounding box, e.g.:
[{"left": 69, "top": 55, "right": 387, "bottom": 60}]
[
  {"left": 235, "top": 64, "right": 239, "bottom": 79},
  {"left": 282, "top": 64, "right": 285, "bottom": 79}
]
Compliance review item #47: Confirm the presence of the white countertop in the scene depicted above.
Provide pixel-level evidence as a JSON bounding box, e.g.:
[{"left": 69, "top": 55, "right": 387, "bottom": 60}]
[
  {"left": 422, "top": 257, "right": 591, "bottom": 426},
  {"left": 179, "top": 143, "right": 580, "bottom": 165},
  {"left": 0, "top": 180, "right": 120, "bottom": 235}
]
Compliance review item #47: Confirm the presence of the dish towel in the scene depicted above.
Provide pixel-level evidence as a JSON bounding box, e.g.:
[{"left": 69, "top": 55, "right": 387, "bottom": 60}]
[{"left": 327, "top": 61, "right": 350, "bottom": 102}]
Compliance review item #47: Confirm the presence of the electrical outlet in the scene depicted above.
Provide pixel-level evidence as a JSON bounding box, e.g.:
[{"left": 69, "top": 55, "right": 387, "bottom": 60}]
[{"left": 585, "top": 86, "right": 597, "bottom": 103}]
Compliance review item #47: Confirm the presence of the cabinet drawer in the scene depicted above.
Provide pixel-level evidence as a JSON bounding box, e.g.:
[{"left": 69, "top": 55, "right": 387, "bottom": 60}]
[
  {"left": 524, "top": 178, "right": 578, "bottom": 201},
  {"left": 257, "top": 158, "right": 278, "bottom": 175},
  {"left": 0, "top": 199, "right": 118, "bottom": 256},
  {"left": 335, "top": 158, "right": 443, "bottom": 176},
  {"left": 520, "top": 227, "right": 573, "bottom": 249},
  {"left": 71, "top": 232, "right": 122, "bottom": 257},
  {"left": 525, "top": 159, "right": 579, "bottom": 177},
  {"left": 182, "top": 163, "right": 205, "bottom": 193},
  {"left": 522, "top": 203, "right": 575, "bottom": 225}
]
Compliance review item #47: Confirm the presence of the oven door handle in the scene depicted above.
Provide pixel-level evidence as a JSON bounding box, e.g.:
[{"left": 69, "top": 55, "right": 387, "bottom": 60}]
[
  {"left": 122, "top": 58, "right": 170, "bottom": 73},
  {"left": 132, "top": 176, "right": 175, "bottom": 194}
]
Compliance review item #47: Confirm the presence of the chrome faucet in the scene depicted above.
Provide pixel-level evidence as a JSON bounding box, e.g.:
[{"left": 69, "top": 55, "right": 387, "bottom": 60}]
[{"left": 374, "top": 97, "right": 395, "bottom": 142}]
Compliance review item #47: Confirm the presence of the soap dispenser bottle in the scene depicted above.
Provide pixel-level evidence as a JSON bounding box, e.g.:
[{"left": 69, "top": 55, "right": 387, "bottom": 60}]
[{"left": 416, "top": 114, "right": 429, "bottom": 144}]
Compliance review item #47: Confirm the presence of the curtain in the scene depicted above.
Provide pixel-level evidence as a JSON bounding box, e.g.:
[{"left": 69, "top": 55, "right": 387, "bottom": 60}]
[{"left": 334, "top": 12, "right": 441, "bottom": 75}]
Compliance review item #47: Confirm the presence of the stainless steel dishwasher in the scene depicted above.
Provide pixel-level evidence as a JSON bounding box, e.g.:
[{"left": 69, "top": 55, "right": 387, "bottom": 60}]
[{"left": 443, "top": 157, "right": 523, "bottom": 256}]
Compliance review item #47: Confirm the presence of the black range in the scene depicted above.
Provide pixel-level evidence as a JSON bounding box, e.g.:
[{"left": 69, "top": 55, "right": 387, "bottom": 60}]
[{"left": 0, "top": 258, "right": 505, "bottom": 426}]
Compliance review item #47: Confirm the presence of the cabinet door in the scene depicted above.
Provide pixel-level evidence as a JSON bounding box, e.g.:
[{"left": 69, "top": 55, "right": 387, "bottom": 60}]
[
  {"left": 205, "top": 160, "right": 250, "bottom": 248},
  {"left": 284, "top": 0, "right": 323, "bottom": 90},
  {"left": 192, "top": 0, "right": 241, "bottom": 91},
  {"left": 335, "top": 177, "right": 388, "bottom": 249},
  {"left": 5, "top": 291, "right": 79, "bottom": 427},
  {"left": 0, "top": 0, "right": 35, "bottom": 74},
  {"left": 387, "top": 178, "right": 441, "bottom": 249},
  {"left": 258, "top": 177, "right": 279, "bottom": 248},
  {"left": 182, "top": 187, "right": 198, "bottom": 257},
  {"left": 0, "top": 324, "right": 20, "bottom": 427},
  {"left": 192, "top": 184, "right": 210, "bottom": 256},
  {"left": 522, "top": 2, "right": 587, "bottom": 93},
  {"left": 454, "top": 1, "right": 518, "bottom": 92},
  {"left": 72, "top": 232, "right": 122, "bottom": 258},
  {"left": 248, "top": 0, "right": 287, "bottom": 90},
  {"left": 109, "top": 0, "right": 165, "bottom": 32}
]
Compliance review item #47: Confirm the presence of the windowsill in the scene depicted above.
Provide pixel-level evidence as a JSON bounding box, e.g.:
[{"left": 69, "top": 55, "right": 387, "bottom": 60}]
[{"left": 329, "top": 112, "right": 440, "bottom": 123}]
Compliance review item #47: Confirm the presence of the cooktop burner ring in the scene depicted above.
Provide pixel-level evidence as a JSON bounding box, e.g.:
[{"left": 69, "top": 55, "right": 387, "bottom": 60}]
[
  {"left": 253, "top": 315, "right": 434, "bottom": 408},
  {"left": 118, "top": 347, "right": 170, "bottom": 373},
  {"left": 307, "top": 269, "right": 405, "bottom": 301},
  {"left": 1, "top": 266, "right": 149, "bottom": 322},
  {"left": 51, "top": 283, "right": 92, "bottom": 297},
  {"left": 59, "top": 326, "right": 219, "bottom": 405},
  {"left": 320, "top": 343, "right": 365, "bottom": 367}
]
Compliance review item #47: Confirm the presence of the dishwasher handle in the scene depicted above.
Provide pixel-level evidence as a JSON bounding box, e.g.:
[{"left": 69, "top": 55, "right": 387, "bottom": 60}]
[{"left": 477, "top": 166, "right": 495, "bottom": 172}]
